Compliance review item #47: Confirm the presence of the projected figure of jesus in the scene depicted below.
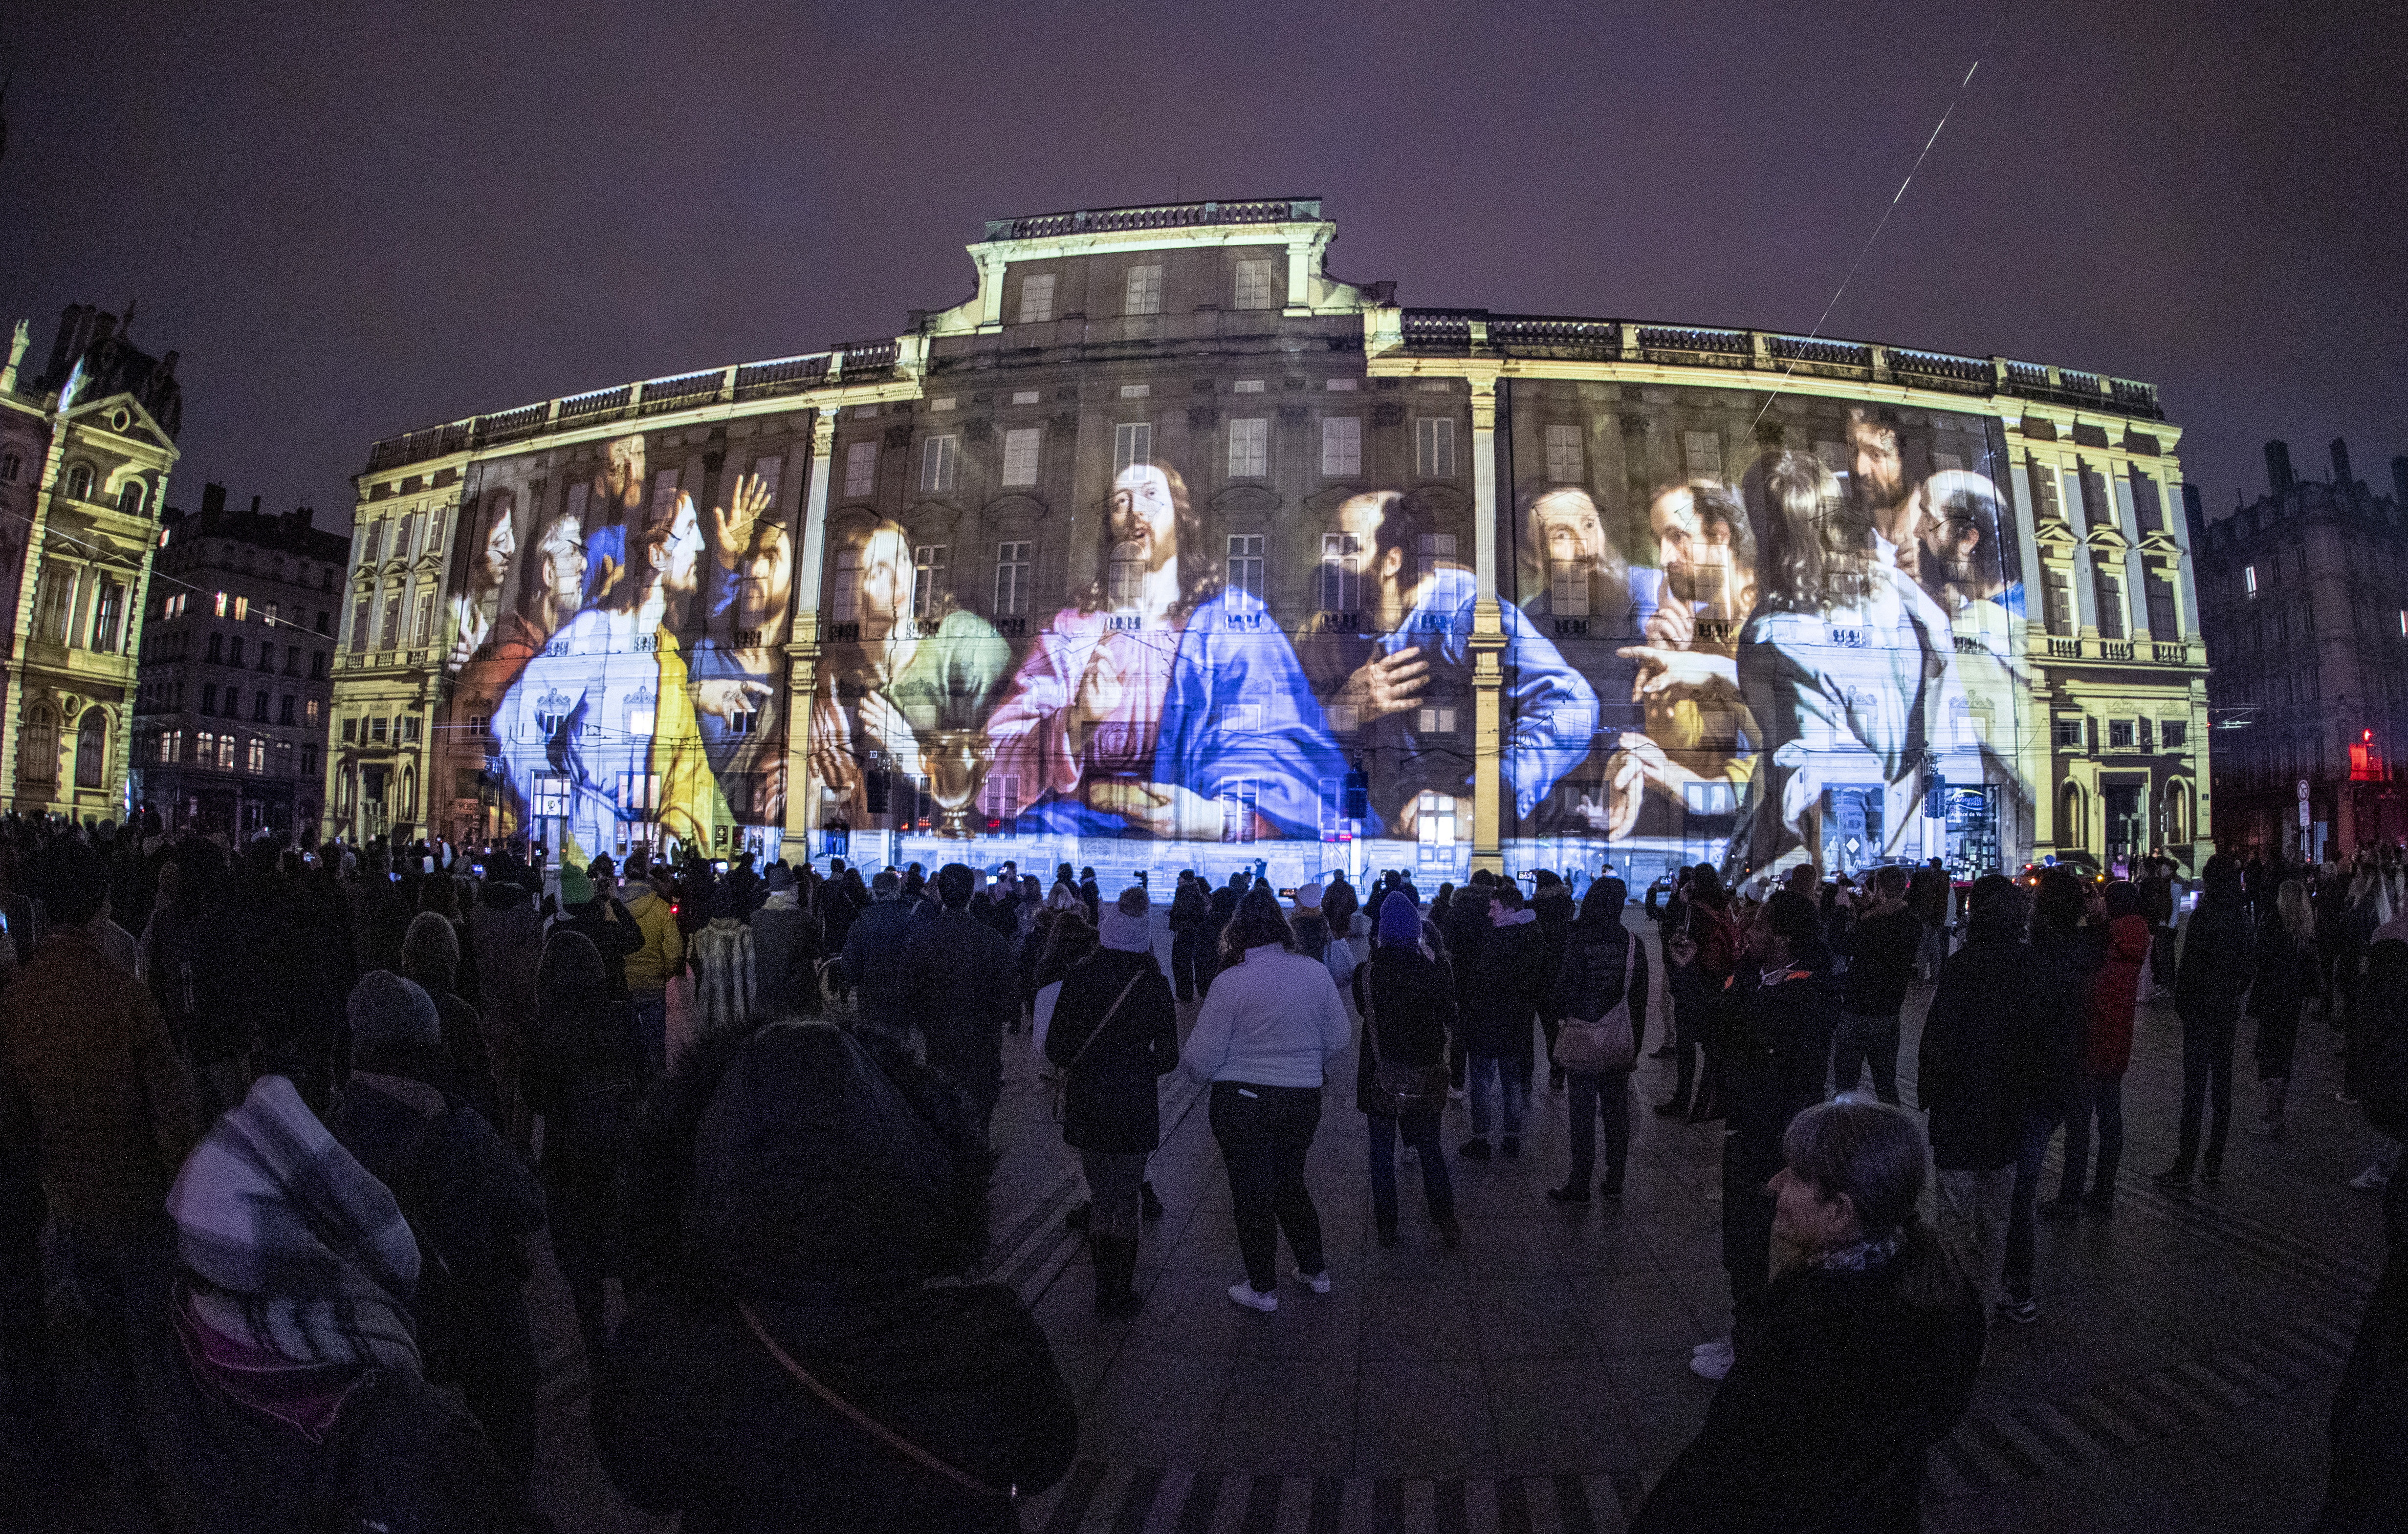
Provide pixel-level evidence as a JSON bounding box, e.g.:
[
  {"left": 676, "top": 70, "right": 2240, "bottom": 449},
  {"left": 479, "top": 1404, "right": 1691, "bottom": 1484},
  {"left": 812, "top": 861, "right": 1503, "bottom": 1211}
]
[{"left": 984, "top": 460, "right": 1345, "bottom": 839}]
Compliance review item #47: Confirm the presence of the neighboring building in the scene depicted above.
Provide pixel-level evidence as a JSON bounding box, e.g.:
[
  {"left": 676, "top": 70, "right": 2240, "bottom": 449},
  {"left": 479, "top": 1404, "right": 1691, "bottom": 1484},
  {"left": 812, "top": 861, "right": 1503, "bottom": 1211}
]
[
  {"left": 2191, "top": 438, "right": 2408, "bottom": 859},
  {"left": 331, "top": 197, "right": 2209, "bottom": 883},
  {"left": 0, "top": 305, "right": 182, "bottom": 818},
  {"left": 130, "top": 483, "right": 345, "bottom": 837}
]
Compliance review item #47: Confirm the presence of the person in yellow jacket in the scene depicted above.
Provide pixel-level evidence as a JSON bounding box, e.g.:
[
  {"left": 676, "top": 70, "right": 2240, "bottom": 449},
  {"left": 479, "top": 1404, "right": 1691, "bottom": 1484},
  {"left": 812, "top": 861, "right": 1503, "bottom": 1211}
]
[{"left": 621, "top": 851, "right": 684, "bottom": 1073}]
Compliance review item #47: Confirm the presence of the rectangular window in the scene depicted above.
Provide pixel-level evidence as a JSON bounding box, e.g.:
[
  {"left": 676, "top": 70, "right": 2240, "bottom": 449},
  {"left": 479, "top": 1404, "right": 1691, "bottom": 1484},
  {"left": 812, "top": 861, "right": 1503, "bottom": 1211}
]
[
  {"left": 310, "top": 650, "right": 327, "bottom": 680},
  {"left": 1017, "top": 272, "right": 1055, "bottom": 324},
  {"left": 1227, "top": 535, "right": 1265, "bottom": 603},
  {"left": 912, "top": 545, "right": 947, "bottom": 621},
  {"left": 650, "top": 469, "right": 682, "bottom": 525},
  {"left": 2043, "top": 569, "right": 2075, "bottom": 637},
  {"left": 2030, "top": 461, "right": 2064, "bottom": 521},
  {"left": 1000, "top": 428, "right": 1041, "bottom": 488},
  {"left": 1011, "top": 390, "right": 1040, "bottom": 405},
  {"left": 201, "top": 683, "right": 218, "bottom": 715},
  {"left": 2163, "top": 720, "right": 2188, "bottom": 750},
  {"left": 394, "top": 513, "right": 416, "bottom": 563},
  {"left": 213, "top": 589, "right": 228, "bottom": 618},
  {"left": 994, "top": 541, "right": 1031, "bottom": 618},
  {"left": 302, "top": 743, "right": 318, "bottom": 777},
  {"left": 1417, "top": 706, "right": 1459, "bottom": 735},
  {"left": 260, "top": 600, "right": 278, "bottom": 627},
  {"left": 1415, "top": 418, "right": 1457, "bottom": 479},
  {"left": 1551, "top": 549, "right": 1590, "bottom": 617},
  {"left": 831, "top": 547, "right": 860, "bottom": 623},
  {"left": 194, "top": 732, "right": 213, "bottom": 769},
  {"left": 1118, "top": 384, "right": 1150, "bottom": 399},
  {"left": 1232, "top": 379, "right": 1265, "bottom": 393},
  {"left": 1325, "top": 378, "right": 1358, "bottom": 391},
  {"left": 1234, "top": 258, "right": 1277, "bottom": 310},
  {"left": 1682, "top": 430, "right": 1724, "bottom": 480},
  {"left": 1418, "top": 533, "right": 1457, "bottom": 582},
  {"left": 306, "top": 699, "right": 321, "bottom": 727},
  {"left": 2145, "top": 574, "right": 2179, "bottom": 638},
  {"left": 2108, "top": 719, "right": 2135, "bottom": 750},
  {"left": 1227, "top": 418, "right": 1268, "bottom": 477},
  {"left": 1319, "top": 532, "right": 1362, "bottom": 613},
  {"left": 1123, "top": 264, "right": 1162, "bottom": 316},
  {"left": 2095, "top": 570, "right": 2125, "bottom": 640},
  {"left": 401, "top": 714, "right": 421, "bottom": 744},
  {"left": 1545, "top": 424, "right": 1585, "bottom": 483},
  {"left": 413, "top": 592, "right": 435, "bottom": 646},
  {"left": 279, "top": 695, "right": 295, "bottom": 726},
  {"left": 162, "top": 730, "right": 180, "bottom": 764},
  {"left": 979, "top": 772, "right": 1022, "bottom": 827},
  {"left": 844, "top": 441, "right": 877, "bottom": 499},
  {"left": 920, "top": 434, "right": 959, "bottom": 494},
  {"left": 2063, "top": 469, "right": 2086, "bottom": 527},
  {"left": 2138, "top": 717, "right": 2154, "bottom": 752},
  {"left": 370, "top": 716, "right": 388, "bottom": 744},
  {"left": 228, "top": 636, "right": 244, "bottom": 668},
  {"left": 1113, "top": 422, "right": 1153, "bottom": 473},
  {"left": 232, "top": 595, "right": 250, "bottom": 623},
  {"left": 380, "top": 594, "right": 402, "bottom": 648},
  {"left": 2056, "top": 718, "right": 2084, "bottom": 750},
  {"left": 1320, "top": 416, "right": 1361, "bottom": 477},
  {"left": 341, "top": 717, "right": 356, "bottom": 743},
  {"left": 362, "top": 523, "right": 382, "bottom": 566},
  {"left": 1220, "top": 779, "right": 1261, "bottom": 843},
  {"left": 246, "top": 738, "right": 266, "bottom": 775},
  {"left": 2244, "top": 564, "right": 2258, "bottom": 598}
]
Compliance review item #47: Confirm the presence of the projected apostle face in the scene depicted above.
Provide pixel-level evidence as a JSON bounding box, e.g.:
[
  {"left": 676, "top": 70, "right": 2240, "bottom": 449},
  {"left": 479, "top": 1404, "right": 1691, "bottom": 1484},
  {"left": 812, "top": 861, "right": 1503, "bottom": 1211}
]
[
  {"left": 855, "top": 526, "right": 913, "bottom": 633},
  {"left": 535, "top": 514, "right": 586, "bottom": 619},
  {"left": 477, "top": 493, "right": 516, "bottom": 590},
  {"left": 1848, "top": 411, "right": 1910, "bottom": 527},
  {"left": 1110, "top": 464, "right": 1180, "bottom": 572},
  {"left": 658, "top": 497, "right": 703, "bottom": 597},
  {"left": 602, "top": 435, "right": 647, "bottom": 520},
  {"left": 737, "top": 521, "right": 793, "bottom": 640},
  {"left": 1917, "top": 471, "right": 2007, "bottom": 602},
  {"left": 1650, "top": 484, "right": 1753, "bottom": 617},
  {"left": 1533, "top": 488, "right": 1609, "bottom": 584}
]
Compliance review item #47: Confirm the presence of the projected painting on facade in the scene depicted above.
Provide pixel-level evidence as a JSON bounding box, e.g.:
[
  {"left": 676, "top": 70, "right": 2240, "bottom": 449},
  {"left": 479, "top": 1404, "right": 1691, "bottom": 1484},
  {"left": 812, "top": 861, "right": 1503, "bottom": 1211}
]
[{"left": 440, "top": 425, "right": 802, "bottom": 860}]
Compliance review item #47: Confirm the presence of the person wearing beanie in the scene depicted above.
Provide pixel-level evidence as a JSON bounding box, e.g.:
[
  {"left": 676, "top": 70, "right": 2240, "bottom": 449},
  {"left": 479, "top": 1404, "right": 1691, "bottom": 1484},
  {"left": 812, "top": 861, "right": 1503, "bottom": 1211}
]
[
  {"left": 529, "top": 928, "right": 645, "bottom": 1360},
  {"left": 1354, "top": 890, "right": 1461, "bottom": 1248},
  {"left": 841, "top": 867, "right": 918, "bottom": 1037},
  {"left": 1047, "top": 887, "right": 1180, "bottom": 1314},
  {"left": 1546, "top": 878, "right": 1650, "bottom": 1205},
  {"left": 904, "top": 863, "right": 1018, "bottom": 1137},
  {"left": 332, "top": 972, "right": 547, "bottom": 1484}
]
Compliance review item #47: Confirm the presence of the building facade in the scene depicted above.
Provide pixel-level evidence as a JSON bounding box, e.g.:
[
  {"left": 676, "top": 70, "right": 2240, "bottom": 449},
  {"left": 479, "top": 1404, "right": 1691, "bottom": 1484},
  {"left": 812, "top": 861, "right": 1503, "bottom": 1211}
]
[
  {"left": 0, "top": 305, "right": 182, "bottom": 820},
  {"left": 331, "top": 198, "right": 2210, "bottom": 885},
  {"left": 130, "top": 484, "right": 346, "bottom": 837},
  {"left": 2192, "top": 438, "right": 2408, "bottom": 859}
]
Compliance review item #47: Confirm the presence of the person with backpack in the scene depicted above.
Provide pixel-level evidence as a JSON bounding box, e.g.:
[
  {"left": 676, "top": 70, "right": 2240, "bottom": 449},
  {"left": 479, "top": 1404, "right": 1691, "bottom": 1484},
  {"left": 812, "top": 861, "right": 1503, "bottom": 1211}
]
[
  {"left": 1546, "top": 878, "right": 1651, "bottom": 1204},
  {"left": 1045, "top": 888, "right": 1179, "bottom": 1315},
  {"left": 2047, "top": 880, "right": 2151, "bottom": 1217},
  {"left": 331, "top": 971, "right": 546, "bottom": 1486},
  {"left": 1353, "top": 892, "right": 1460, "bottom": 1248}
]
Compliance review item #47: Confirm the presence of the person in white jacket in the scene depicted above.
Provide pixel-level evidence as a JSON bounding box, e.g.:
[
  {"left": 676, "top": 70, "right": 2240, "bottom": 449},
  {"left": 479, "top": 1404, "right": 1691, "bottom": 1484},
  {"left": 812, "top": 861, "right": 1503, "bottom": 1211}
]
[{"left": 1182, "top": 887, "right": 1353, "bottom": 1314}]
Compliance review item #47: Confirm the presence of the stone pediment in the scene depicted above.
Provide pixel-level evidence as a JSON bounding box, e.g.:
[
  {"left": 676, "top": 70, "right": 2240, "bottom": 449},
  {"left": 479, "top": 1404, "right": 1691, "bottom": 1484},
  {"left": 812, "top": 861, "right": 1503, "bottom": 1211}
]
[
  {"left": 1214, "top": 483, "right": 1285, "bottom": 519},
  {"left": 2083, "top": 524, "right": 2131, "bottom": 558},
  {"left": 980, "top": 493, "right": 1051, "bottom": 529},
  {"left": 2032, "top": 519, "right": 2082, "bottom": 557}
]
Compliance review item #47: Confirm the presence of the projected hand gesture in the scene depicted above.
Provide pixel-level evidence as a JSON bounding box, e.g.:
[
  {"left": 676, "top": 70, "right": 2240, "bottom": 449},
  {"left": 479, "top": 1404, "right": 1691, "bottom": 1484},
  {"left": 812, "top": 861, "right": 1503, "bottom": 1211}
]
[
  {"left": 445, "top": 596, "right": 489, "bottom": 674},
  {"left": 1086, "top": 779, "right": 1224, "bottom": 839},
  {"left": 857, "top": 690, "right": 921, "bottom": 776},
  {"left": 694, "top": 677, "right": 773, "bottom": 721},
  {"left": 710, "top": 474, "right": 774, "bottom": 573},
  {"left": 809, "top": 691, "right": 857, "bottom": 793},
  {"left": 1619, "top": 645, "right": 1739, "bottom": 701},
  {"left": 1340, "top": 645, "right": 1428, "bottom": 722}
]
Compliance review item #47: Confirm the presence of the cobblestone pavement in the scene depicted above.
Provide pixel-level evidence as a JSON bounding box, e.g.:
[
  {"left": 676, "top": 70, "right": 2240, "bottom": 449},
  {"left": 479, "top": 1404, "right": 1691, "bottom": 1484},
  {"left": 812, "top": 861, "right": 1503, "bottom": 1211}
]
[
  {"left": 8, "top": 913, "right": 2383, "bottom": 1532},
  {"left": 522, "top": 912, "right": 2386, "bottom": 1533}
]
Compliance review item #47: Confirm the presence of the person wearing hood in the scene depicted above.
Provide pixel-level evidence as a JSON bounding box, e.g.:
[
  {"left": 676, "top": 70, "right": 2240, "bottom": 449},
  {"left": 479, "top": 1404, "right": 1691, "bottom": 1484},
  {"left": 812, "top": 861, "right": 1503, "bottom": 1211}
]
[
  {"left": 690, "top": 884, "right": 759, "bottom": 1043},
  {"left": 1168, "top": 870, "right": 1212, "bottom": 1001},
  {"left": 331, "top": 972, "right": 547, "bottom": 1486},
  {"left": 595, "top": 1019, "right": 1078, "bottom": 1532},
  {"left": 1183, "top": 887, "right": 1353, "bottom": 1313},
  {"left": 1354, "top": 890, "right": 1461, "bottom": 1247},
  {"left": 167, "top": 1074, "right": 526, "bottom": 1531},
  {"left": 1689, "top": 888, "right": 1839, "bottom": 1380},
  {"left": 2049, "top": 880, "right": 2150, "bottom": 1217},
  {"left": 1630, "top": 1100, "right": 1985, "bottom": 1533},
  {"left": 1046, "top": 887, "right": 1179, "bottom": 1314},
  {"left": 526, "top": 928, "right": 644, "bottom": 1361},
  {"left": 553, "top": 860, "right": 642, "bottom": 1004},
  {"left": 399, "top": 911, "right": 503, "bottom": 1130},
  {"left": 905, "top": 863, "right": 1017, "bottom": 1137},
  {"left": 1460, "top": 881, "right": 1545, "bottom": 1161},
  {"left": 620, "top": 851, "right": 685, "bottom": 1074}
]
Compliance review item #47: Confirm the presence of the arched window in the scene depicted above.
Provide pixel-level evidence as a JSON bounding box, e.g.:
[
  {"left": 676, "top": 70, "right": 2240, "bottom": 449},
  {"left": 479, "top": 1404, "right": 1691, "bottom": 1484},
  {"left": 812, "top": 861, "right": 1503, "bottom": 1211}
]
[
  {"left": 64, "top": 463, "right": 94, "bottom": 501},
  {"left": 19, "top": 704, "right": 57, "bottom": 784},
  {"left": 2162, "top": 780, "right": 2192, "bottom": 846},
  {"left": 2059, "top": 781, "right": 2086, "bottom": 850},
  {"left": 74, "top": 709, "right": 108, "bottom": 789},
  {"left": 117, "top": 479, "right": 148, "bottom": 516},
  {"left": 400, "top": 765, "right": 417, "bottom": 821}
]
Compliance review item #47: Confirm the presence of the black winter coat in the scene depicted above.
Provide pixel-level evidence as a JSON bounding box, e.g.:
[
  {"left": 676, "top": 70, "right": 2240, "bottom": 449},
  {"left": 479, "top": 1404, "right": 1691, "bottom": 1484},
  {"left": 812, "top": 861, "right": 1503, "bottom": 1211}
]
[
  {"left": 1461, "top": 916, "right": 1544, "bottom": 1060},
  {"left": 1045, "top": 948, "right": 1177, "bottom": 1153},
  {"left": 1918, "top": 929, "right": 2042, "bottom": 1170},
  {"left": 2175, "top": 891, "right": 2255, "bottom": 1022},
  {"left": 2025, "top": 924, "right": 2105, "bottom": 1100},
  {"left": 905, "top": 908, "right": 1017, "bottom": 1117},
  {"left": 1551, "top": 922, "right": 1650, "bottom": 1067},
  {"left": 1714, "top": 953, "right": 1839, "bottom": 1178},
  {"left": 1353, "top": 946, "right": 1456, "bottom": 1116},
  {"left": 597, "top": 1281, "right": 1077, "bottom": 1534},
  {"left": 842, "top": 900, "right": 919, "bottom": 1035},
  {"left": 1831, "top": 905, "right": 1922, "bottom": 1016},
  {"left": 1630, "top": 1229, "right": 1985, "bottom": 1534}
]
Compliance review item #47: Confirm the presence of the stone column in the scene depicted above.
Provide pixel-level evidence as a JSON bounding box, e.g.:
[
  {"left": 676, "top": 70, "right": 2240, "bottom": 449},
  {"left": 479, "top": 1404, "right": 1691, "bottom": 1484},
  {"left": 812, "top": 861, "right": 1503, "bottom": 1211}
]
[
  {"left": 1467, "top": 371, "right": 1505, "bottom": 875},
  {"left": 783, "top": 408, "right": 837, "bottom": 848}
]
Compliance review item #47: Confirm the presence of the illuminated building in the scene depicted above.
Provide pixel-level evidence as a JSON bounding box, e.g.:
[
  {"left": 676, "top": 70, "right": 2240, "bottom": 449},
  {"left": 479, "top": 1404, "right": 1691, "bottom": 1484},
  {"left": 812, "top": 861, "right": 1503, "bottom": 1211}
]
[
  {"left": 0, "top": 305, "right": 182, "bottom": 818},
  {"left": 2191, "top": 438, "right": 2408, "bottom": 858},
  {"left": 333, "top": 198, "right": 2207, "bottom": 883},
  {"left": 131, "top": 484, "right": 345, "bottom": 837}
]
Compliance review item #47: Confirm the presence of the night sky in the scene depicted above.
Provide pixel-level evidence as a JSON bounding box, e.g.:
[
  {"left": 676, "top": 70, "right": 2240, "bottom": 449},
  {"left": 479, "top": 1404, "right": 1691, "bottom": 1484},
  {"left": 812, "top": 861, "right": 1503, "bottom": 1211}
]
[{"left": 5, "top": 0, "right": 2402, "bottom": 532}]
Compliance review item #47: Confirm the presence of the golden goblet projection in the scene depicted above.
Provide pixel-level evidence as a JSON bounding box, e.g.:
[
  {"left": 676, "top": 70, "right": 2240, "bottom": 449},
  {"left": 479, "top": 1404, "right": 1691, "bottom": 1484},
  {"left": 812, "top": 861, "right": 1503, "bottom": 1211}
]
[{"left": 923, "top": 730, "right": 992, "bottom": 839}]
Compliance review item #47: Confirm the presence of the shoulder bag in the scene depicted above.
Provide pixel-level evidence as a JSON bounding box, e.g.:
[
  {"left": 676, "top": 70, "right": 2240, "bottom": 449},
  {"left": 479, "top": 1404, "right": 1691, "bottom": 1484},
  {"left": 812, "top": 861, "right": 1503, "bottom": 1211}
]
[
  {"left": 1050, "top": 971, "right": 1143, "bottom": 1124},
  {"left": 1553, "top": 933, "right": 1639, "bottom": 1074},
  {"left": 1363, "top": 970, "right": 1450, "bottom": 1116}
]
